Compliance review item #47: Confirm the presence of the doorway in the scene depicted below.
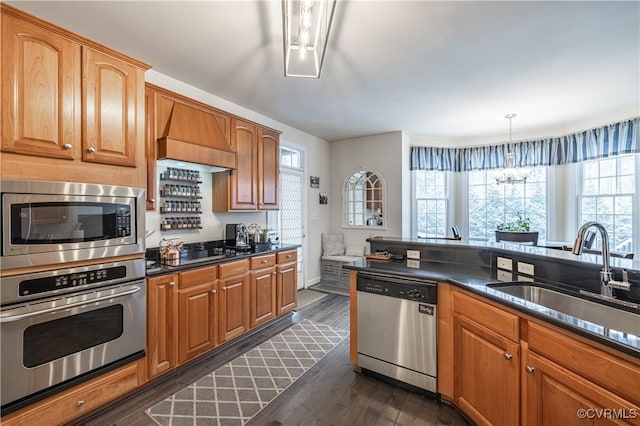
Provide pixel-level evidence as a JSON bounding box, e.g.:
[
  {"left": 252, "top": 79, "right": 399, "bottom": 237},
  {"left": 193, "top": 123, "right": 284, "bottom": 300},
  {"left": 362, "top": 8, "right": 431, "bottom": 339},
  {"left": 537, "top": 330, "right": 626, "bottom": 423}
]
[{"left": 276, "top": 146, "right": 305, "bottom": 289}]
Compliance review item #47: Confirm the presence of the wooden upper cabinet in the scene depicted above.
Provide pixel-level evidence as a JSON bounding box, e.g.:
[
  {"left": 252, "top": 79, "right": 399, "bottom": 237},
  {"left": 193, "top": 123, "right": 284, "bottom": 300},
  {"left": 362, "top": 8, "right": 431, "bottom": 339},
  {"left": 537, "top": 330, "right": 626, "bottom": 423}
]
[
  {"left": 1, "top": 5, "right": 149, "bottom": 186},
  {"left": 212, "top": 119, "right": 281, "bottom": 212},
  {"left": 229, "top": 118, "right": 259, "bottom": 210},
  {"left": 258, "top": 128, "right": 280, "bottom": 210},
  {"left": 1, "top": 13, "right": 81, "bottom": 159},
  {"left": 83, "top": 48, "right": 142, "bottom": 167}
]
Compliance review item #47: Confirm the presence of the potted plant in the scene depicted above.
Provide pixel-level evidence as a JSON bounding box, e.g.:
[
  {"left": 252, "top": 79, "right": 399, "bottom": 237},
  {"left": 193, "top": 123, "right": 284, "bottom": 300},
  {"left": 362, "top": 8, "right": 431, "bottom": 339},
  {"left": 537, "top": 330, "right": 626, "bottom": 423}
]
[{"left": 495, "top": 212, "right": 539, "bottom": 245}]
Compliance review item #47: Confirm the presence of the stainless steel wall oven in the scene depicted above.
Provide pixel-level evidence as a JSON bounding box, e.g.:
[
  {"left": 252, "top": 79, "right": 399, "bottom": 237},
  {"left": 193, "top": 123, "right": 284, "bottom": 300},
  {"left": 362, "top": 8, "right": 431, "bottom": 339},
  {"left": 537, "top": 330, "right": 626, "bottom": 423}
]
[
  {"left": 1, "top": 180, "right": 145, "bottom": 269},
  {"left": 0, "top": 259, "right": 146, "bottom": 415}
]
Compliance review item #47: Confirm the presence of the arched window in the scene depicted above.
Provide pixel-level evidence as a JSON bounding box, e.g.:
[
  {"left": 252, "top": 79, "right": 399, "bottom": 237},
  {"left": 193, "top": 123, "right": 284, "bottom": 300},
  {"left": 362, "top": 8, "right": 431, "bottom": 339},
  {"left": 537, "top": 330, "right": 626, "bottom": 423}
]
[{"left": 343, "top": 168, "right": 385, "bottom": 228}]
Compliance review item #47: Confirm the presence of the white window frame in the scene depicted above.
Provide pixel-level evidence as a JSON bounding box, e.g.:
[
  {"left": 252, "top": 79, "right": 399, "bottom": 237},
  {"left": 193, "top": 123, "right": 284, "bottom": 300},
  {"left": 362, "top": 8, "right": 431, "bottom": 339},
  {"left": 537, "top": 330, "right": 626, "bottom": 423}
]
[
  {"left": 576, "top": 153, "right": 639, "bottom": 254},
  {"left": 465, "top": 167, "right": 550, "bottom": 242},
  {"left": 411, "top": 170, "right": 450, "bottom": 238}
]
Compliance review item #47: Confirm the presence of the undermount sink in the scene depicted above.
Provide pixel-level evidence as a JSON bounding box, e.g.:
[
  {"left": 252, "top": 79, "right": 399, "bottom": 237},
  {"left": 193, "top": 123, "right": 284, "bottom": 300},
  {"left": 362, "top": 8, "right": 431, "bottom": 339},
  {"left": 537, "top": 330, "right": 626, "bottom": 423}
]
[{"left": 486, "top": 282, "right": 640, "bottom": 336}]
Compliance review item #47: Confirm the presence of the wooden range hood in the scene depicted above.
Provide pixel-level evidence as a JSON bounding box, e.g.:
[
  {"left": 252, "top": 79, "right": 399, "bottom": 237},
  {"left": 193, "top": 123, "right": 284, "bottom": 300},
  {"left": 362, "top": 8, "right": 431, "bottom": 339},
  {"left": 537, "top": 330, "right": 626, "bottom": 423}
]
[{"left": 157, "top": 101, "right": 237, "bottom": 169}]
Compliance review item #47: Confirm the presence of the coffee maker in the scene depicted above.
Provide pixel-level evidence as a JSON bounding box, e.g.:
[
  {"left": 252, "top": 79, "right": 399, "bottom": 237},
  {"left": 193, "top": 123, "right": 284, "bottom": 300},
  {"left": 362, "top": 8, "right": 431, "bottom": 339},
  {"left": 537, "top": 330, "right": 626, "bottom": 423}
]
[{"left": 225, "top": 224, "right": 249, "bottom": 248}]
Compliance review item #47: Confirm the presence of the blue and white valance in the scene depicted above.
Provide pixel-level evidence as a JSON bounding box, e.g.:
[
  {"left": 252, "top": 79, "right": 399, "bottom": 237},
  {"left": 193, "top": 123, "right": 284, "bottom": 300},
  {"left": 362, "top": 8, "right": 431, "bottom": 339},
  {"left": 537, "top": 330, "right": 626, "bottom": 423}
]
[{"left": 410, "top": 118, "right": 640, "bottom": 171}]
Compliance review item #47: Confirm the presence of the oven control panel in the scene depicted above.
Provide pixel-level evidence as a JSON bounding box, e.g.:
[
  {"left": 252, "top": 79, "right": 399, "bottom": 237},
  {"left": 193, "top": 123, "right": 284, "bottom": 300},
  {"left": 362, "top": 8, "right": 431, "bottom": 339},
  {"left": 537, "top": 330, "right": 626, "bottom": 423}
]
[{"left": 19, "top": 266, "right": 127, "bottom": 297}]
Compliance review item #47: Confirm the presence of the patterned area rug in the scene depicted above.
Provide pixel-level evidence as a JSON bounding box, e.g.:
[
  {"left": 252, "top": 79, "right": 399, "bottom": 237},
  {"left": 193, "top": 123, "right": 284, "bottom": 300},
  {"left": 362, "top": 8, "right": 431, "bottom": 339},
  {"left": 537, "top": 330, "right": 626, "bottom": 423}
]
[{"left": 146, "top": 320, "right": 348, "bottom": 426}]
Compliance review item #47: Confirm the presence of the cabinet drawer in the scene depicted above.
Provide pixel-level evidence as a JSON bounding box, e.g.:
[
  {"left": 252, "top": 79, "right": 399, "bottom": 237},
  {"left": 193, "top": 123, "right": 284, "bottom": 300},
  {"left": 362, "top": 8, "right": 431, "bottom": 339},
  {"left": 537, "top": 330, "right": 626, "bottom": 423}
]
[
  {"left": 527, "top": 321, "right": 640, "bottom": 404},
  {"left": 218, "top": 259, "right": 249, "bottom": 279},
  {"left": 1, "top": 362, "right": 138, "bottom": 426},
  {"left": 453, "top": 291, "right": 519, "bottom": 341},
  {"left": 250, "top": 254, "right": 276, "bottom": 270},
  {"left": 277, "top": 250, "right": 297, "bottom": 264},
  {"left": 179, "top": 266, "right": 217, "bottom": 289}
]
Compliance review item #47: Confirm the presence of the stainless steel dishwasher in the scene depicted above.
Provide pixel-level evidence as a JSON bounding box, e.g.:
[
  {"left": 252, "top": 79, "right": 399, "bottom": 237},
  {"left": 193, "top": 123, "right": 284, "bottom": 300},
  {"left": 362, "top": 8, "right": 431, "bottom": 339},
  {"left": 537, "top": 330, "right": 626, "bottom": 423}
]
[{"left": 356, "top": 271, "right": 437, "bottom": 393}]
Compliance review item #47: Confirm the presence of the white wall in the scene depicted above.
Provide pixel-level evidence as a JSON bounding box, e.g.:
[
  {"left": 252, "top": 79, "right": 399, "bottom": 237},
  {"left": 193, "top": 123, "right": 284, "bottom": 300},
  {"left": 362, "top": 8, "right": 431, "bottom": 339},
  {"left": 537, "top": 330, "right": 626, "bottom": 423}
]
[
  {"left": 145, "top": 70, "right": 331, "bottom": 287},
  {"left": 329, "top": 132, "right": 404, "bottom": 251}
]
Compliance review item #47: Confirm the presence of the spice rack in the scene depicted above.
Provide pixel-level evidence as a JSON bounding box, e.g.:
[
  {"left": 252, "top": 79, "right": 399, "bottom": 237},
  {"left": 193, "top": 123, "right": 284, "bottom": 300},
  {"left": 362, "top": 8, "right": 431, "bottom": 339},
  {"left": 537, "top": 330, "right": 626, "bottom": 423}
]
[{"left": 159, "top": 167, "right": 203, "bottom": 231}]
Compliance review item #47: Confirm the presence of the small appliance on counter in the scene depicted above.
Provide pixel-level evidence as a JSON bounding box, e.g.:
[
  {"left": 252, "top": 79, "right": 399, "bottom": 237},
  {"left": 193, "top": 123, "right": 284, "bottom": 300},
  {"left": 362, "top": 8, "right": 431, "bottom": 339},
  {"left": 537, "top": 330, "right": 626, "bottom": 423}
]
[
  {"left": 247, "top": 223, "right": 271, "bottom": 253},
  {"left": 225, "top": 224, "right": 250, "bottom": 250},
  {"left": 159, "top": 238, "right": 183, "bottom": 266},
  {"left": 266, "top": 230, "right": 280, "bottom": 247}
]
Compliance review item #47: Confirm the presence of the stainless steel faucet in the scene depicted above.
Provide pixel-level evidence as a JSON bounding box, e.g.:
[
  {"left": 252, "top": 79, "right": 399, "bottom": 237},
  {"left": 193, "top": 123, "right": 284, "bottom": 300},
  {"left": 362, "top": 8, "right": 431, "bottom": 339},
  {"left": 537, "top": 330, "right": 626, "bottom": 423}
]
[{"left": 572, "top": 221, "right": 630, "bottom": 297}]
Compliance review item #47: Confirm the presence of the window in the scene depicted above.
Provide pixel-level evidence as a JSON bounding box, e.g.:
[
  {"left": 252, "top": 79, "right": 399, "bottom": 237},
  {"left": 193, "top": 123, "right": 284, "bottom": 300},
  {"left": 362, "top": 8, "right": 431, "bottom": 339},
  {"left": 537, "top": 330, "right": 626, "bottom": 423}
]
[
  {"left": 579, "top": 154, "right": 636, "bottom": 253},
  {"left": 343, "top": 169, "right": 385, "bottom": 228},
  {"left": 414, "top": 170, "right": 448, "bottom": 237},
  {"left": 468, "top": 167, "right": 547, "bottom": 242},
  {"left": 280, "top": 146, "right": 301, "bottom": 169}
]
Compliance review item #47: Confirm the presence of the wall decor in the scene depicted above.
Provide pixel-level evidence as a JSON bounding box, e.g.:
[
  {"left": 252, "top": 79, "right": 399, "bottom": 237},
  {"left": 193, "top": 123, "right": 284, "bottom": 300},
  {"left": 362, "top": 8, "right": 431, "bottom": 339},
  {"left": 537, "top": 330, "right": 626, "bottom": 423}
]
[
  {"left": 310, "top": 176, "right": 320, "bottom": 188},
  {"left": 319, "top": 193, "right": 328, "bottom": 205}
]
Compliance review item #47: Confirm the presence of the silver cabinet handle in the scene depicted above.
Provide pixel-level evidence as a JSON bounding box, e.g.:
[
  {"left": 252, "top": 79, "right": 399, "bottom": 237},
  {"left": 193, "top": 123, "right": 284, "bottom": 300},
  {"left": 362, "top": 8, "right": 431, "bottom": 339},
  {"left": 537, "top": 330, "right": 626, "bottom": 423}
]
[
  {"left": 63, "top": 143, "right": 73, "bottom": 149},
  {"left": 169, "top": 281, "right": 175, "bottom": 287},
  {"left": 150, "top": 198, "right": 156, "bottom": 202},
  {"left": 503, "top": 353, "right": 513, "bottom": 360},
  {"left": 0, "top": 285, "right": 141, "bottom": 323},
  {"left": 222, "top": 287, "right": 227, "bottom": 291},
  {"left": 525, "top": 365, "right": 535, "bottom": 374},
  {"left": 87, "top": 146, "right": 96, "bottom": 153},
  {"left": 211, "top": 289, "right": 217, "bottom": 294},
  {"left": 76, "top": 400, "right": 84, "bottom": 408}
]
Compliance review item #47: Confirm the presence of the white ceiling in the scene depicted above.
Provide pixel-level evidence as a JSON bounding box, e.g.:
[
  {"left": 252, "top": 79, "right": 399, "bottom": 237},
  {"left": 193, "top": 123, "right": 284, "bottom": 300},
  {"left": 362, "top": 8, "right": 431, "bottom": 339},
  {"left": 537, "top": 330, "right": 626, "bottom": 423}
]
[{"left": 7, "top": 1, "right": 640, "bottom": 143}]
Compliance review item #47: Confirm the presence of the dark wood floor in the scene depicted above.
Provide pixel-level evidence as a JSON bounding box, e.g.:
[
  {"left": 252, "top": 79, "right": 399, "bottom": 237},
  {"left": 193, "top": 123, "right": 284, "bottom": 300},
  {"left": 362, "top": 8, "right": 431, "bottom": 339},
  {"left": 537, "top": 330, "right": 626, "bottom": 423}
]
[{"left": 79, "top": 294, "right": 469, "bottom": 426}]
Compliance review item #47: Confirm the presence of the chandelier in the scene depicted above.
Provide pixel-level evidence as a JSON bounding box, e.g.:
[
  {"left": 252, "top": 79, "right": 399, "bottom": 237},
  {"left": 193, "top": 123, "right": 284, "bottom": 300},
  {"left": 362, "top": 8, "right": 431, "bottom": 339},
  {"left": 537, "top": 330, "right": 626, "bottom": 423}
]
[
  {"left": 493, "top": 114, "right": 529, "bottom": 185},
  {"left": 283, "top": 0, "right": 336, "bottom": 78}
]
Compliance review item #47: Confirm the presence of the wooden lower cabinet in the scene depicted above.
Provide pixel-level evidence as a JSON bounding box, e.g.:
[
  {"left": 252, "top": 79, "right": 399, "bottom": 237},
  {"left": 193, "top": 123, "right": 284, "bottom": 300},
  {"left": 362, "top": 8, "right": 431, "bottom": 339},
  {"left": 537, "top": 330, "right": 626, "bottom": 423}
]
[
  {"left": 454, "top": 314, "right": 520, "bottom": 426},
  {"left": 276, "top": 253, "right": 297, "bottom": 315},
  {"left": 440, "top": 285, "right": 640, "bottom": 426},
  {"left": 218, "top": 259, "right": 250, "bottom": 343},
  {"left": 1, "top": 361, "right": 139, "bottom": 426},
  {"left": 250, "top": 265, "right": 277, "bottom": 328},
  {"left": 523, "top": 348, "right": 640, "bottom": 426},
  {"left": 178, "top": 282, "right": 218, "bottom": 363},
  {"left": 147, "top": 273, "right": 178, "bottom": 379}
]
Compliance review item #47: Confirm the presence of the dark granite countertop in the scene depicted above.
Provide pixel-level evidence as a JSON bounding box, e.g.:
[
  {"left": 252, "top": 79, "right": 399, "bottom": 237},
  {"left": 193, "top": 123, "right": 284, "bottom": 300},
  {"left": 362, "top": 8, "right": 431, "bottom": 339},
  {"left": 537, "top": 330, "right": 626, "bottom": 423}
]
[
  {"left": 345, "top": 258, "right": 640, "bottom": 358},
  {"left": 146, "top": 243, "right": 300, "bottom": 277}
]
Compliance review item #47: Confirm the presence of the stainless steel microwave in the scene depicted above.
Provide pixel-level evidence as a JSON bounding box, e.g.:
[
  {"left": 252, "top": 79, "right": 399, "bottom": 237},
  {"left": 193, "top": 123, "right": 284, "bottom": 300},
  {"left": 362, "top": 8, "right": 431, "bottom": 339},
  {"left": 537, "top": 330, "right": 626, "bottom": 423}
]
[{"left": 1, "top": 180, "right": 145, "bottom": 269}]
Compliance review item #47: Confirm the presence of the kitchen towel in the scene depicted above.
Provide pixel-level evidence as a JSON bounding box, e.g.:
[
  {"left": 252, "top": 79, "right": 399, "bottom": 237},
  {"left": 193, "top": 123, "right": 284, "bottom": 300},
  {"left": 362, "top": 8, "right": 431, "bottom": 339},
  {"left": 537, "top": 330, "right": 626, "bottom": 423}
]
[{"left": 146, "top": 319, "right": 348, "bottom": 426}]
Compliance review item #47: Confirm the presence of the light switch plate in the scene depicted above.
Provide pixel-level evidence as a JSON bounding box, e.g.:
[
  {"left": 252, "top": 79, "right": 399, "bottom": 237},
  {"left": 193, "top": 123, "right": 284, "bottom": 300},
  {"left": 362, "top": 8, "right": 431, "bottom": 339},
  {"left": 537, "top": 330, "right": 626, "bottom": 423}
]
[
  {"left": 407, "top": 259, "right": 420, "bottom": 268},
  {"left": 497, "top": 257, "right": 513, "bottom": 271},
  {"left": 518, "top": 262, "right": 535, "bottom": 276},
  {"left": 407, "top": 250, "right": 420, "bottom": 260},
  {"left": 497, "top": 270, "right": 512, "bottom": 282}
]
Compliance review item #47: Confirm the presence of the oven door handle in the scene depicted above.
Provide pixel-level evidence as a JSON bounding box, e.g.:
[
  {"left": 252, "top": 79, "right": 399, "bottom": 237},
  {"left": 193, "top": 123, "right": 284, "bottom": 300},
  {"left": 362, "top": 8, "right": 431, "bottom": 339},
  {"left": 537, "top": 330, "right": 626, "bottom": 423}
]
[{"left": 0, "top": 285, "right": 142, "bottom": 323}]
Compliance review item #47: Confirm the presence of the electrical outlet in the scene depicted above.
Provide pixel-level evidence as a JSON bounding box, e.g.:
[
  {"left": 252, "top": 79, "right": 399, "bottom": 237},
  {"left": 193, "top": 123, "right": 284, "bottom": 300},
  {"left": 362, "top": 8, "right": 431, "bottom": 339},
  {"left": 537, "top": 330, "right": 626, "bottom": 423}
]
[
  {"left": 517, "top": 275, "right": 534, "bottom": 282},
  {"left": 407, "top": 250, "right": 421, "bottom": 260},
  {"left": 518, "top": 262, "right": 535, "bottom": 276},
  {"left": 407, "top": 259, "right": 420, "bottom": 268},
  {"left": 497, "top": 257, "right": 513, "bottom": 271}
]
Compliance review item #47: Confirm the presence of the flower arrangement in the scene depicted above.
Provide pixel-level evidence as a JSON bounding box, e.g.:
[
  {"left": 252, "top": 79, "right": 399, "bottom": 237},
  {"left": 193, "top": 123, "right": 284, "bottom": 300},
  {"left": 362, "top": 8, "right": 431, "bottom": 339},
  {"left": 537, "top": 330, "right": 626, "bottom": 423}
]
[{"left": 497, "top": 212, "right": 531, "bottom": 232}]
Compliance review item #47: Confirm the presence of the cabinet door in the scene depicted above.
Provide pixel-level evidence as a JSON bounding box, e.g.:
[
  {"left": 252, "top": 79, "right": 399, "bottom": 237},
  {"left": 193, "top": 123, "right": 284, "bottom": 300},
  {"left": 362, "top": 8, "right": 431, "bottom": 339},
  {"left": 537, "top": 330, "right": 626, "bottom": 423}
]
[
  {"left": 178, "top": 283, "right": 217, "bottom": 363},
  {"left": 523, "top": 350, "right": 640, "bottom": 426},
  {"left": 229, "top": 118, "right": 258, "bottom": 210},
  {"left": 276, "top": 262, "right": 297, "bottom": 315},
  {"left": 147, "top": 274, "right": 178, "bottom": 379},
  {"left": 83, "top": 48, "right": 142, "bottom": 167},
  {"left": 218, "top": 273, "right": 250, "bottom": 343},
  {"left": 454, "top": 314, "right": 520, "bottom": 426},
  {"left": 257, "top": 128, "right": 279, "bottom": 210},
  {"left": 145, "top": 86, "right": 157, "bottom": 210},
  {"left": 2, "top": 14, "right": 81, "bottom": 159},
  {"left": 250, "top": 267, "right": 277, "bottom": 328}
]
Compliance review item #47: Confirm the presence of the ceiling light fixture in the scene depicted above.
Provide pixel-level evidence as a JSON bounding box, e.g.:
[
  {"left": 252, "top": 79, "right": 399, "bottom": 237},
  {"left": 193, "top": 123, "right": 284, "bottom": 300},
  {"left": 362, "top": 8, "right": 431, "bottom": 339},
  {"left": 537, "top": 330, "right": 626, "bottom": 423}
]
[
  {"left": 493, "top": 114, "right": 529, "bottom": 185},
  {"left": 283, "top": 0, "right": 336, "bottom": 78}
]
